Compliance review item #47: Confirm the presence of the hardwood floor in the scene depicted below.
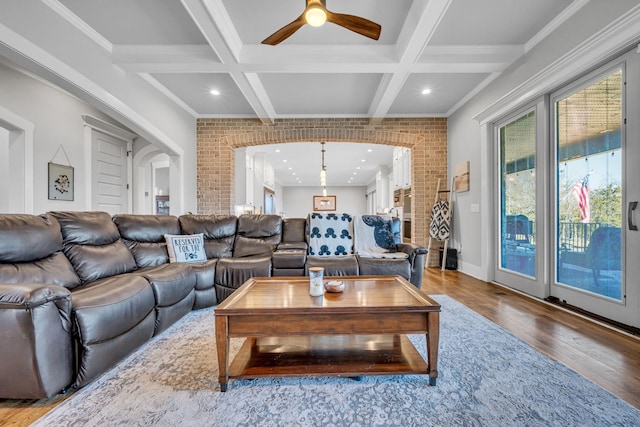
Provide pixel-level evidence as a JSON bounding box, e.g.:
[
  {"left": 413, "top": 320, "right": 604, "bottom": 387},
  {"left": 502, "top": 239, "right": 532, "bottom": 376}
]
[
  {"left": 1, "top": 268, "right": 639, "bottom": 426},
  {"left": 421, "top": 268, "right": 640, "bottom": 410}
]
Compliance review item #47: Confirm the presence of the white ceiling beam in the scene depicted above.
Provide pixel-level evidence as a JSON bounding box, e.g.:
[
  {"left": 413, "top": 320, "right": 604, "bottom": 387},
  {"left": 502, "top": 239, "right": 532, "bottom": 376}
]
[
  {"left": 112, "top": 45, "right": 220, "bottom": 64},
  {"left": 181, "top": 0, "right": 275, "bottom": 124},
  {"left": 42, "top": 0, "right": 112, "bottom": 53},
  {"left": 240, "top": 44, "right": 398, "bottom": 64},
  {"left": 112, "top": 60, "right": 510, "bottom": 74},
  {"left": 368, "top": 0, "right": 453, "bottom": 122},
  {"left": 111, "top": 43, "right": 518, "bottom": 73}
]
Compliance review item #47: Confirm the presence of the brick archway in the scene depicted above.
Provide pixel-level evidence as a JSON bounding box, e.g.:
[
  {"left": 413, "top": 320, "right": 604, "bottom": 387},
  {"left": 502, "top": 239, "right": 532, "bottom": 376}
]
[{"left": 196, "top": 118, "right": 447, "bottom": 249}]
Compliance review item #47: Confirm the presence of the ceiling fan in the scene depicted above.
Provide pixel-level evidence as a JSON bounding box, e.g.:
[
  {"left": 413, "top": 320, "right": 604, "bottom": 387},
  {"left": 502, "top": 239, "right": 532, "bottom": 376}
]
[{"left": 261, "top": 0, "right": 382, "bottom": 46}]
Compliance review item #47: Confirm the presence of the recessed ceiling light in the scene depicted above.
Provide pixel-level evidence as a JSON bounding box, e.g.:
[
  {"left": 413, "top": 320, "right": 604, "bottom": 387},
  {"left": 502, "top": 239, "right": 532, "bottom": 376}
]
[
  {"left": 210, "top": 89, "right": 220, "bottom": 96},
  {"left": 356, "top": 166, "right": 361, "bottom": 170},
  {"left": 275, "top": 149, "right": 281, "bottom": 153},
  {"left": 361, "top": 159, "right": 366, "bottom": 162},
  {"left": 282, "top": 159, "right": 287, "bottom": 162},
  {"left": 421, "top": 88, "right": 432, "bottom": 95},
  {"left": 292, "top": 172, "right": 296, "bottom": 176},
  {"left": 353, "top": 172, "right": 357, "bottom": 175},
  {"left": 288, "top": 167, "right": 292, "bottom": 170},
  {"left": 367, "top": 149, "right": 373, "bottom": 152}
]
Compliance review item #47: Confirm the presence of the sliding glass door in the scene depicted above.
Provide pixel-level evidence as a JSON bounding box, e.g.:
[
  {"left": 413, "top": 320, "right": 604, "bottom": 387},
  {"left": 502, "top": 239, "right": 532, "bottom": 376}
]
[
  {"left": 553, "top": 68, "right": 623, "bottom": 300},
  {"left": 550, "top": 53, "right": 639, "bottom": 327},
  {"left": 493, "top": 49, "right": 640, "bottom": 328},
  {"left": 494, "top": 101, "right": 546, "bottom": 298}
]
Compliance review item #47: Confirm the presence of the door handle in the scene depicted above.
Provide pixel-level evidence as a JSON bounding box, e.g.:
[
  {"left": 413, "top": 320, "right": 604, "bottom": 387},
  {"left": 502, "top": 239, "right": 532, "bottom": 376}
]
[{"left": 629, "top": 201, "right": 638, "bottom": 231}]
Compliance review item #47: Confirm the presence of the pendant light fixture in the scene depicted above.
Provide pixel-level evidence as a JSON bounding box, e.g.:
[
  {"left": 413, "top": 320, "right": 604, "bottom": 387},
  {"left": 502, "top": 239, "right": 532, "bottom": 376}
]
[{"left": 320, "top": 142, "right": 328, "bottom": 197}]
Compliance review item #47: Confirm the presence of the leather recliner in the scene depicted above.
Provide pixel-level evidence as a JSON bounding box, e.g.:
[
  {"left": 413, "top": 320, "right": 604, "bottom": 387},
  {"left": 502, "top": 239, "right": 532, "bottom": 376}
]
[
  {"left": 0, "top": 214, "right": 75, "bottom": 399},
  {"left": 214, "top": 214, "right": 280, "bottom": 302}
]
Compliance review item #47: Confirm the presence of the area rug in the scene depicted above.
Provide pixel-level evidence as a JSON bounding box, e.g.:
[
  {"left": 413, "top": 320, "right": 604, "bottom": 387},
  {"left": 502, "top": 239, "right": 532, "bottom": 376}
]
[{"left": 32, "top": 295, "right": 640, "bottom": 427}]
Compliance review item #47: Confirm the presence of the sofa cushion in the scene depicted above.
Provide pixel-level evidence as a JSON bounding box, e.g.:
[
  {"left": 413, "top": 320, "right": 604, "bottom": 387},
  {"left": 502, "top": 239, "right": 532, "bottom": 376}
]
[
  {"left": 113, "top": 214, "right": 181, "bottom": 242},
  {"left": 136, "top": 263, "right": 196, "bottom": 307},
  {"left": 272, "top": 248, "right": 306, "bottom": 269},
  {"left": 64, "top": 240, "right": 137, "bottom": 283},
  {"left": 282, "top": 217, "right": 306, "bottom": 243},
  {"left": 188, "top": 259, "right": 218, "bottom": 309},
  {"left": 233, "top": 235, "right": 276, "bottom": 258},
  {"left": 165, "top": 233, "right": 207, "bottom": 263},
  {"left": 0, "top": 214, "right": 63, "bottom": 263},
  {"left": 215, "top": 256, "right": 272, "bottom": 302},
  {"left": 50, "top": 211, "right": 137, "bottom": 283},
  {"left": 114, "top": 215, "right": 180, "bottom": 267},
  {"left": 237, "top": 214, "right": 282, "bottom": 239},
  {"left": 71, "top": 274, "right": 155, "bottom": 345},
  {"left": 305, "top": 255, "right": 359, "bottom": 276},
  {"left": 0, "top": 252, "right": 81, "bottom": 289},
  {"left": 70, "top": 274, "right": 156, "bottom": 387},
  {"left": 356, "top": 256, "right": 411, "bottom": 280},
  {"left": 121, "top": 241, "right": 169, "bottom": 267},
  {"left": 51, "top": 211, "right": 120, "bottom": 246},
  {"left": 179, "top": 215, "right": 237, "bottom": 258},
  {"left": 233, "top": 214, "right": 282, "bottom": 257},
  {"left": 135, "top": 263, "right": 196, "bottom": 334}
]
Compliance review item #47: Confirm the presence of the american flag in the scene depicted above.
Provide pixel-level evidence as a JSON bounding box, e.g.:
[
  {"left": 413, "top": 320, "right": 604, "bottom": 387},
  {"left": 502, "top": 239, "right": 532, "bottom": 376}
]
[{"left": 571, "top": 177, "right": 590, "bottom": 223}]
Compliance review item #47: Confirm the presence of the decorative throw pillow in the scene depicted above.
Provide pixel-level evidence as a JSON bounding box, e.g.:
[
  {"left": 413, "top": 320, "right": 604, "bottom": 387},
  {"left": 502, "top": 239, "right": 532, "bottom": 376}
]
[{"left": 164, "top": 233, "right": 207, "bottom": 263}]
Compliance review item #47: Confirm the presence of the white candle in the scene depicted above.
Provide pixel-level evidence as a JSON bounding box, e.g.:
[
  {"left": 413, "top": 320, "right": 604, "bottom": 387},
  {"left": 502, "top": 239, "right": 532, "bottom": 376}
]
[{"left": 309, "top": 267, "right": 324, "bottom": 296}]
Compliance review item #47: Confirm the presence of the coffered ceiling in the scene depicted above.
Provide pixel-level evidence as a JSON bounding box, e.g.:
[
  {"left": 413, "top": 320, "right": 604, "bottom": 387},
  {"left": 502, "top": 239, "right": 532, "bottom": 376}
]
[{"left": 53, "top": 0, "right": 580, "bottom": 124}]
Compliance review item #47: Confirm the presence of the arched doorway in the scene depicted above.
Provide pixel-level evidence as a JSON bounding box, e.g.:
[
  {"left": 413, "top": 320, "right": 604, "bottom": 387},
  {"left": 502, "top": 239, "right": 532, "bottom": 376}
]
[{"left": 196, "top": 117, "right": 448, "bottom": 251}]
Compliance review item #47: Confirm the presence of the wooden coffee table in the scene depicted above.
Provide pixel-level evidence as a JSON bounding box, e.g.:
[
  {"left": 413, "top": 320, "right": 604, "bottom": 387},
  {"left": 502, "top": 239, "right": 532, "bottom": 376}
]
[{"left": 214, "top": 275, "right": 440, "bottom": 391}]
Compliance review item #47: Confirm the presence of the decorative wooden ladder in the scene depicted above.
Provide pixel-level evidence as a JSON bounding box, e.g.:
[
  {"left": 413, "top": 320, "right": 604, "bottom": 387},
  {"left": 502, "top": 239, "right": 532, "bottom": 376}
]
[{"left": 427, "top": 177, "right": 455, "bottom": 270}]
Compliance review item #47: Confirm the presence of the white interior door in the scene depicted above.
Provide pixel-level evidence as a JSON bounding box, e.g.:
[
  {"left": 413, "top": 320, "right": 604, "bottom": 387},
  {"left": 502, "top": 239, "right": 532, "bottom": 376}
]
[{"left": 91, "top": 130, "right": 129, "bottom": 214}]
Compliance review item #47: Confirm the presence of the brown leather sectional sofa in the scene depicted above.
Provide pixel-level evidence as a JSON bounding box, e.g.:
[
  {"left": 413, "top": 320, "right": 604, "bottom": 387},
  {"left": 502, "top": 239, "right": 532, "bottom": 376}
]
[{"left": 0, "top": 211, "right": 426, "bottom": 399}]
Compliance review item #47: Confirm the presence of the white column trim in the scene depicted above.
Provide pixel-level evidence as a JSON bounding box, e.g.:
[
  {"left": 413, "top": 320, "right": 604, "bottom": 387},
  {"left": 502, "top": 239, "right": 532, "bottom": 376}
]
[{"left": 0, "top": 105, "right": 34, "bottom": 213}]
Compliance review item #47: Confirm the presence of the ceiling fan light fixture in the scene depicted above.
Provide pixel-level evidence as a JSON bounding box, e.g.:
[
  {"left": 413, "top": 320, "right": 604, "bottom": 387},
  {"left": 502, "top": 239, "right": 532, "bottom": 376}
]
[{"left": 305, "top": 6, "right": 327, "bottom": 27}]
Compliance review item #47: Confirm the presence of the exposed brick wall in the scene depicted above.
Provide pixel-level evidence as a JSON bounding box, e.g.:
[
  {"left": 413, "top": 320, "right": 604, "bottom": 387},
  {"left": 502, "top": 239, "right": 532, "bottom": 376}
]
[{"left": 196, "top": 117, "right": 447, "bottom": 265}]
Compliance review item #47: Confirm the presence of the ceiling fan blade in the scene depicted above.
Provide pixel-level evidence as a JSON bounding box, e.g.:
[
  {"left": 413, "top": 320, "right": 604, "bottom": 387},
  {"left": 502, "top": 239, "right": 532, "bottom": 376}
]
[
  {"left": 326, "top": 11, "right": 381, "bottom": 40},
  {"left": 261, "top": 15, "right": 306, "bottom": 45}
]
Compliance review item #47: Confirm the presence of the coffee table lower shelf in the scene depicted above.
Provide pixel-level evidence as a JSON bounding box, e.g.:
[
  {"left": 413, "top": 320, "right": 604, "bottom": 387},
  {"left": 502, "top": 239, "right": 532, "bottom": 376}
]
[{"left": 226, "top": 334, "right": 430, "bottom": 385}]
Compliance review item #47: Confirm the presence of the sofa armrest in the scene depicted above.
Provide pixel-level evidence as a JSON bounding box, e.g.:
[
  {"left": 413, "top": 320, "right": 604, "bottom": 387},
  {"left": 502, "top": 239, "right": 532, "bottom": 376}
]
[
  {"left": 0, "top": 283, "right": 71, "bottom": 309},
  {"left": 395, "top": 244, "right": 428, "bottom": 289},
  {"left": 276, "top": 242, "right": 308, "bottom": 251},
  {"left": 396, "top": 243, "right": 428, "bottom": 258},
  {"left": 0, "top": 283, "right": 73, "bottom": 398}
]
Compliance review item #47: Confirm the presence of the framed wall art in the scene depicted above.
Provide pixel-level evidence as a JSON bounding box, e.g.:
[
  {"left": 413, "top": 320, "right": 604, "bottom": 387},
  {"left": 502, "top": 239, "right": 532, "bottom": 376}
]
[
  {"left": 48, "top": 162, "right": 74, "bottom": 201},
  {"left": 455, "top": 160, "right": 470, "bottom": 192},
  {"left": 313, "top": 195, "right": 336, "bottom": 211}
]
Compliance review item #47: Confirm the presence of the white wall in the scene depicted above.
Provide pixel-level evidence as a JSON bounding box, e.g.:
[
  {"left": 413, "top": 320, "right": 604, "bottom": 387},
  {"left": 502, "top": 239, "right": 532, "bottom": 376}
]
[
  {"left": 275, "top": 181, "right": 284, "bottom": 215},
  {"left": 0, "top": 2, "right": 197, "bottom": 213},
  {"left": 447, "top": 1, "right": 640, "bottom": 280},
  {"left": 283, "top": 186, "right": 367, "bottom": 218},
  {"left": 155, "top": 167, "right": 170, "bottom": 196},
  {"left": 0, "top": 60, "right": 130, "bottom": 213}
]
